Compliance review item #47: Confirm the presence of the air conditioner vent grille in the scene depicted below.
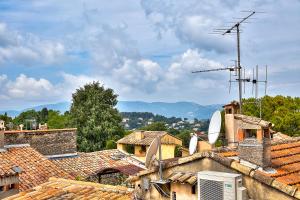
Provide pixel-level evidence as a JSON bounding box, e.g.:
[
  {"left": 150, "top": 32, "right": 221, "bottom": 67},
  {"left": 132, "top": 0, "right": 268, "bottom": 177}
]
[{"left": 200, "top": 179, "right": 224, "bottom": 200}]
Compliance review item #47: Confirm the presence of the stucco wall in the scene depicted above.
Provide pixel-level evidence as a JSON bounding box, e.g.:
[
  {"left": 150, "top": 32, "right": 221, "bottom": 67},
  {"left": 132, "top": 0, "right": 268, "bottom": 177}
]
[
  {"left": 160, "top": 144, "right": 176, "bottom": 160},
  {"left": 4, "top": 129, "right": 77, "bottom": 156},
  {"left": 171, "top": 183, "right": 197, "bottom": 200},
  {"left": 135, "top": 158, "right": 295, "bottom": 200}
]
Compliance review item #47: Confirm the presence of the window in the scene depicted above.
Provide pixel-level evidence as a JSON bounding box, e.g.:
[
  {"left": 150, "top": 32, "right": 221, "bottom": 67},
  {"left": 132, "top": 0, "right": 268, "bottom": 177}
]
[
  {"left": 245, "top": 129, "right": 257, "bottom": 138},
  {"left": 141, "top": 145, "right": 146, "bottom": 152},
  {"left": 172, "top": 191, "right": 176, "bottom": 200},
  {"left": 0, "top": 186, "right": 4, "bottom": 192},
  {"left": 192, "top": 185, "right": 196, "bottom": 194}
]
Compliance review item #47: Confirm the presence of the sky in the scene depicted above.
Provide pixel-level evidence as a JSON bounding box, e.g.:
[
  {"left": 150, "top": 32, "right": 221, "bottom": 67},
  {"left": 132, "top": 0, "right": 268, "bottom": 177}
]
[{"left": 0, "top": 0, "right": 299, "bottom": 110}]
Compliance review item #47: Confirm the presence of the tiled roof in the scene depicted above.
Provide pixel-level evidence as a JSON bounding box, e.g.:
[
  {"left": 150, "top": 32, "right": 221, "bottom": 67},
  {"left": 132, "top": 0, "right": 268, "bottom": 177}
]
[
  {"left": 0, "top": 146, "right": 73, "bottom": 191},
  {"left": 234, "top": 114, "right": 272, "bottom": 128},
  {"left": 52, "top": 149, "right": 144, "bottom": 179},
  {"left": 0, "top": 157, "right": 18, "bottom": 177},
  {"left": 4, "top": 177, "right": 133, "bottom": 200},
  {"left": 129, "top": 140, "right": 300, "bottom": 199},
  {"left": 168, "top": 172, "right": 197, "bottom": 185},
  {"left": 117, "top": 131, "right": 167, "bottom": 145},
  {"left": 117, "top": 131, "right": 182, "bottom": 146}
]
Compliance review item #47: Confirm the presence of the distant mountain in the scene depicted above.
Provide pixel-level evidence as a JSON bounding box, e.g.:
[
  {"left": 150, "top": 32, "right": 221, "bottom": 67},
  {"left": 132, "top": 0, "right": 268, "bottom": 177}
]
[
  {"left": 117, "top": 101, "right": 222, "bottom": 119},
  {"left": 0, "top": 101, "right": 223, "bottom": 119},
  {"left": 0, "top": 102, "right": 71, "bottom": 117}
]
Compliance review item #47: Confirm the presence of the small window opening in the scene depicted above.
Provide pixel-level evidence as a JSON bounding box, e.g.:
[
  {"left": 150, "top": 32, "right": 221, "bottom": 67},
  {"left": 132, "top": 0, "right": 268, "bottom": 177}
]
[
  {"left": 192, "top": 184, "right": 196, "bottom": 194},
  {"left": 172, "top": 191, "right": 176, "bottom": 200}
]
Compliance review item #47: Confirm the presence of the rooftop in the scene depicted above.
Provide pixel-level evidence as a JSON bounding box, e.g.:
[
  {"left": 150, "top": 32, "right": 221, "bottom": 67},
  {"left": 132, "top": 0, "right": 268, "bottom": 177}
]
[
  {"left": 117, "top": 131, "right": 182, "bottom": 146},
  {"left": 3, "top": 128, "right": 77, "bottom": 134},
  {"left": 0, "top": 145, "right": 73, "bottom": 191},
  {"left": 129, "top": 139, "right": 300, "bottom": 199},
  {"left": 4, "top": 177, "right": 133, "bottom": 200},
  {"left": 52, "top": 149, "right": 144, "bottom": 179}
]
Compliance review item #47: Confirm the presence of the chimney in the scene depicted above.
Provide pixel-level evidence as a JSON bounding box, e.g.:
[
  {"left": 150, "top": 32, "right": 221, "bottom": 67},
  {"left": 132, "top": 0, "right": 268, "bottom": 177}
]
[
  {"left": 238, "top": 128, "right": 271, "bottom": 168},
  {"left": 0, "top": 131, "right": 4, "bottom": 150},
  {"left": 223, "top": 101, "right": 240, "bottom": 147},
  {"left": 135, "top": 131, "right": 145, "bottom": 140}
]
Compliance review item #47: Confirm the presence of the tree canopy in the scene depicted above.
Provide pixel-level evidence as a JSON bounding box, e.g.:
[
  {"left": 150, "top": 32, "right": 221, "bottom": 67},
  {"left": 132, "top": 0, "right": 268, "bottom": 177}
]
[
  {"left": 70, "top": 82, "right": 124, "bottom": 152},
  {"left": 243, "top": 95, "right": 300, "bottom": 136}
]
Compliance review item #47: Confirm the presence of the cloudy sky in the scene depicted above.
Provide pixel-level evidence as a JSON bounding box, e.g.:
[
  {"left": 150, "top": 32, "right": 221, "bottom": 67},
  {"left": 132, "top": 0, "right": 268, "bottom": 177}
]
[{"left": 0, "top": 0, "right": 299, "bottom": 110}]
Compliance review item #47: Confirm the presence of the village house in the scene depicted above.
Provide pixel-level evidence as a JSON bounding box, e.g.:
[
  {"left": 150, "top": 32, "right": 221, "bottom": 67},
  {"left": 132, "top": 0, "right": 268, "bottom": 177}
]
[
  {"left": 52, "top": 149, "right": 144, "bottom": 185},
  {"left": 117, "top": 130, "right": 182, "bottom": 162},
  {"left": 127, "top": 104, "right": 300, "bottom": 200},
  {"left": 0, "top": 120, "right": 5, "bottom": 131},
  {"left": 4, "top": 177, "right": 133, "bottom": 200}
]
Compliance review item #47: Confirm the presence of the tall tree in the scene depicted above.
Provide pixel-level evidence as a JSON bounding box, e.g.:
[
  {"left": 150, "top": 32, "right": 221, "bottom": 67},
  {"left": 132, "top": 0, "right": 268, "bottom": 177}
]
[{"left": 70, "top": 82, "right": 124, "bottom": 152}]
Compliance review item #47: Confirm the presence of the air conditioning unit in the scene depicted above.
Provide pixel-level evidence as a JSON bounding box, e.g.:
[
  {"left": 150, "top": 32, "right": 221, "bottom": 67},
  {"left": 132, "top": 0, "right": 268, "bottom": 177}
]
[{"left": 197, "top": 171, "right": 248, "bottom": 200}]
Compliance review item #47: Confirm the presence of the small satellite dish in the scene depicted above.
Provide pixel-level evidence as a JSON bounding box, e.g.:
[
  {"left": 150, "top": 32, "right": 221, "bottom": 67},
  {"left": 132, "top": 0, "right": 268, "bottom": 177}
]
[
  {"left": 189, "top": 134, "right": 198, "bottom": 155},
  {"left": 145, "top": 137, "right": 159, "bottom": 168},
  {"left": 208, "top": 110, "right": 222, "bottom": 144}
]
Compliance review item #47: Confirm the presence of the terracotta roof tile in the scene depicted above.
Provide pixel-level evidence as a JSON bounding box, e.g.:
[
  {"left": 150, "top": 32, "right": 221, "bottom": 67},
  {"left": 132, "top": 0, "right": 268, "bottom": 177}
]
[
  {"left": 52, "top": 149, "right": 144, "bottom": 179},
  {"left": 117, "top": 131, "right": 182, "bottom": 146},
  {"left": 4, "top": 178, "right": 133, "bottom": 200},
  {"left": 0, "top": 146, "right": 73, "bottom": 191},
  {"left": 167, "top": 172, "right": 197, "bottom": 185}
]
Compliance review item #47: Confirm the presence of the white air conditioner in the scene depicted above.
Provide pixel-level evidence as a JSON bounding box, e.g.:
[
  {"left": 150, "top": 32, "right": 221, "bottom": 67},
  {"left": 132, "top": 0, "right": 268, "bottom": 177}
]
[{"left": 197, "top": 171, "right": 248, "bottom": 200}]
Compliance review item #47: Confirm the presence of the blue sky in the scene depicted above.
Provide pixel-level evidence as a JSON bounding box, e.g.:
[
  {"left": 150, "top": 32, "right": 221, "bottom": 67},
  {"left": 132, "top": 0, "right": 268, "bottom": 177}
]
[{"left": 0, "top": 0, "right": 299, "bottom": 110}]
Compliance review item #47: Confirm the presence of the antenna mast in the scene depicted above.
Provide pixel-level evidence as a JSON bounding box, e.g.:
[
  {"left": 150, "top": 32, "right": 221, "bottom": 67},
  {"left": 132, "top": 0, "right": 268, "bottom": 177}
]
[
  {"left": 192, "top": 11, "right": 257, "bottom": 113},
  {"left": 222, "top": 11, "right": 256, "bottom": 113}
]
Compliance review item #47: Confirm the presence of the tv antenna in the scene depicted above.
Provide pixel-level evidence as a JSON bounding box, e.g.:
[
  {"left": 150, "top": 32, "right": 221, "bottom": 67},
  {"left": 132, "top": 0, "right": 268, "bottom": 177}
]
[
  {"left": 193, "top": 11, "right": 258, "bottom": 114},
  {"left": 145, "top": 136, "right": 170, "bottom": 197},
  {"left": 249, "top": 65, "right": 268, "bottom": 118},
  {"left": 188, "top": 110, "right": 222, "bottom": 155}
]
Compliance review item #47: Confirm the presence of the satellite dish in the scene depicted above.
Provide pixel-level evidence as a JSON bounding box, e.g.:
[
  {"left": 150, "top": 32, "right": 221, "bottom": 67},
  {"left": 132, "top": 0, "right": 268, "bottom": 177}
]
[
  {"left": 189, "top": 134, "right": 198, "bottom": 155},
  {"left": 208, "top": 110, "right": 222, "bottom": 144},
  {"left": 145, "top": 137, "right": 159, "bottom": 168}
]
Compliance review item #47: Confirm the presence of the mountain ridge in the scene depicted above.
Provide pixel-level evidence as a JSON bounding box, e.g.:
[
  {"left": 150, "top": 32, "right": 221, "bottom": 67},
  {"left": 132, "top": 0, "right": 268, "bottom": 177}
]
[{"left": 0, "top": 101, "right": 223, "bottom": 119}]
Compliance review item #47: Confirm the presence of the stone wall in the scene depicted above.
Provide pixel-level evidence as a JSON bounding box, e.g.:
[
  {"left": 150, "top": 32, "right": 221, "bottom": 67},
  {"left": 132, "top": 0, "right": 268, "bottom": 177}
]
[
  {"left": 4, "top": 129, "right": 77, "bottom": 156},
  {"left": 238, "top": 138, "right": 271, "bottom": 168}
]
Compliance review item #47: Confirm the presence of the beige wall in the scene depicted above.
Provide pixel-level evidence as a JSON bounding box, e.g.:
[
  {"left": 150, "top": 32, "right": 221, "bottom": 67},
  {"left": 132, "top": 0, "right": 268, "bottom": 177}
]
[
  {"left": 160, "top": 144, "right": 176, "bottom": 160},
  {"left": 134, "top": 145, "right": 146, "bottom": 157},
  {"left": 225, "top": 114, "right": 239, "bottom": 147},
  {"left": 117, "top": 143, "right": 126, "bottom": 151},
  {"left": 171, "top": 183, "right": 197, "bottom": 200},
  {"left": 134, "top": 158, "right": 294, "bottom": 200}
]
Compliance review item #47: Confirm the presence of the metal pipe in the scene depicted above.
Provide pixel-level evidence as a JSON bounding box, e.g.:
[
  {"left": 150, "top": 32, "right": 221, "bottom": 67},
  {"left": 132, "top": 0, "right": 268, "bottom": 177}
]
[{"left": 158, "top": 136, "right": 163, "bottom": 181}]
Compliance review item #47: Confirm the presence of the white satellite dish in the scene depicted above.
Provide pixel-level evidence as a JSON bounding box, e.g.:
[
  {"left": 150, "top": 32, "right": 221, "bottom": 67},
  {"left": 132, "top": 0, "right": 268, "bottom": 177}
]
[
  {"left": 208, "top": 110, "right": 222, "bottom": 144},
  {"left": 145, "top": 137, "right": 159, "bottom": 168},
  {"left": 189, "top": 134, "right": 198, "bottom": 155}
]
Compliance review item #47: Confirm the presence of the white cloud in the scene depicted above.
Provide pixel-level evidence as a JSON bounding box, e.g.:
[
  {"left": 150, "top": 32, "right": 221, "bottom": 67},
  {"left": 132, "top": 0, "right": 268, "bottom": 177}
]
[
  {"left": 0, "top": 74, "right": 59, "bottom": 102},
  {"left": 0, "top": 22, "right": 66, "bottom": 66}
]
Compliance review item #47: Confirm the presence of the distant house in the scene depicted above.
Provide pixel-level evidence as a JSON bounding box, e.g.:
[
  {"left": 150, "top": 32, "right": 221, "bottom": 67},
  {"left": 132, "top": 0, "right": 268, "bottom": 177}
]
[
  {"left": 0, "top": 120, "right": 5, "bottom": 130},
  {"left": 117, "top": 131, "right": 182, "bottom": 162}
]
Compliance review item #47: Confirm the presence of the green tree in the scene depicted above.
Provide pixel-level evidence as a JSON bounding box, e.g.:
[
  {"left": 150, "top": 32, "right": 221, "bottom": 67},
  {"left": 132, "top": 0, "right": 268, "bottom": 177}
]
[
  {"left": 243, "top": 95, "right": 300, "bottom": 136},
  {"left": 47, "top": 110, "right": 69, "bottom": 129},
  {"left": 70, "top": 82, "right": 124, "bottom": 152},
  {"left": 141, "top": 122, "right": 167, "bottom": 131}
]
